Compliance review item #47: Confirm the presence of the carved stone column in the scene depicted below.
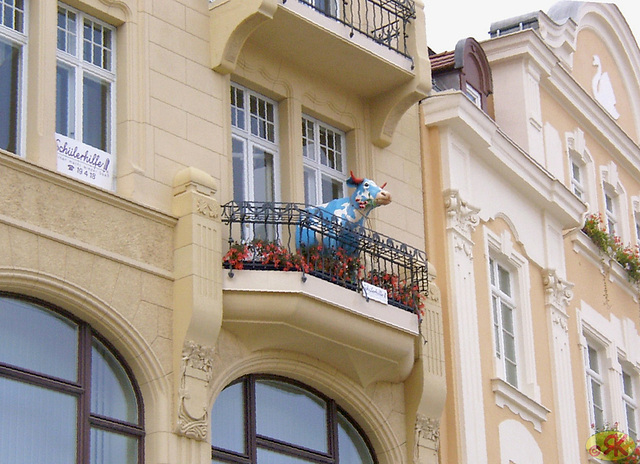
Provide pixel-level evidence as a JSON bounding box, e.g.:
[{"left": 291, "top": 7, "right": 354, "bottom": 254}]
[
  {"left": 542, "top": 269, "right": 580, "bottom": 462},
  {"left": 172, "top": 167, "right": 223, "bottom": 440},
  {"left": 443, "top": 189, "right": 487, "bottom": 464}
]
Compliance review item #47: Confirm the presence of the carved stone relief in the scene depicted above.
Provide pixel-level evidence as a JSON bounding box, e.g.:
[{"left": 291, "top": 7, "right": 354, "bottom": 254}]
[
  {"left": 177, "top": 340, "right": 216, "bottom": 440},
  {"left": 413, "top": 414, "right": 440, "bottom": 462},
  {"left": 444, "top": 189, "right": 480, "bottom": 240}
]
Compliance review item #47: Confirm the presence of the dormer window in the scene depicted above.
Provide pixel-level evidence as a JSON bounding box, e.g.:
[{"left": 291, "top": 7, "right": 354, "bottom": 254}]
[{"left": 429, "top": 38, "right": 493, "bottom": 114}]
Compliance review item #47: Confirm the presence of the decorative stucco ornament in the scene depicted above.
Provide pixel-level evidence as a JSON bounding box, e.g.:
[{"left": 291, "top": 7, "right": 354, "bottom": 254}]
[{"left": 592, "top": 55, "right": 620, "bottom": 119}]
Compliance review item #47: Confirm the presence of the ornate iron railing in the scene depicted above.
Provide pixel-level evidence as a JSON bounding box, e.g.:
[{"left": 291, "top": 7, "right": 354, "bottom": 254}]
[
  {"left": 221, "top": 201, "right": 428, "bottom": 315},
  {"left": 295, "top": 0, "right": 416, "bottom": 59}
]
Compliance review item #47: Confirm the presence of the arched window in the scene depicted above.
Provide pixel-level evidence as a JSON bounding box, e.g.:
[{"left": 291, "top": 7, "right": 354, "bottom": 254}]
[
  {"left": 0, "top": 294, "right": 144, "bottom": 464},
  {"left": 211, "top": 375, "right": 376, "bottom": 464}
]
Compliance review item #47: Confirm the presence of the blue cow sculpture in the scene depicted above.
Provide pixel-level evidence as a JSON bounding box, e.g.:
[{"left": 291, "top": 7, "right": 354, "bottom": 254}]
[{"left": 297, "top": 172, "right": 392, "bottom": 253}]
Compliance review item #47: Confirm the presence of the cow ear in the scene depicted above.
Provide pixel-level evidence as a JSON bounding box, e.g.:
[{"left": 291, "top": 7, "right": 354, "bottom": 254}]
[{"left": 346, "top": 177, "right": 356, "bottom": 187}]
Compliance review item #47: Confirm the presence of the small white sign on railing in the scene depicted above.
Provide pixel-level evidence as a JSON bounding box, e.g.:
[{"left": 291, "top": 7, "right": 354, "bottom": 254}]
[
  {"left": 56, "top": 134, "right": 115, "bottom": 191},
  {"left": 362, "top": 281, "right": 388, "bottom": 305}
]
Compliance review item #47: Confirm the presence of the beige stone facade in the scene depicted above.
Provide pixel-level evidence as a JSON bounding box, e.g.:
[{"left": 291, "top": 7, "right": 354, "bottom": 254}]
[
  {"left": 423, "top": 2, "right": 640, "bottom": 463},
  {"left": 0, "top": 1, "right": 443, "bottom": 463}
]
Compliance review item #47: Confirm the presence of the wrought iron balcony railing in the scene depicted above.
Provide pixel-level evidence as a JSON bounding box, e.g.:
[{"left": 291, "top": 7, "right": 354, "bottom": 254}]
[
  {"left": 222, "top": 201, "right": 428, "bottom": 315},
  {"left": 296, "top": 0, "right": 416, "bottom": 59}
]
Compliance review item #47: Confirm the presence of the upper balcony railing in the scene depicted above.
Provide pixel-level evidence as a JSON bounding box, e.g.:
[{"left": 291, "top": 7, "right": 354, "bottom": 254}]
[
  {"left": 296, "top": 0, "right": 416, "bottom": 58},
  {"left": 221, "top": 201, "right": 428, "bottom": 316}
]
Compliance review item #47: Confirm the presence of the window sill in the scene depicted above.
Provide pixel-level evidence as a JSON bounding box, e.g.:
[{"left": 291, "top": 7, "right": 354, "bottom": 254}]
[{"left": 492, "top": 378, "right": 550, "bottom": 432}]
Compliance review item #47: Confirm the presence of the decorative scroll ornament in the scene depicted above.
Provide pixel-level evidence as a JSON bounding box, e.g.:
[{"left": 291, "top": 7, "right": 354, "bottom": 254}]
[
  {"left": 413, "top": 414, "right": 440, "bottom": 462},
  {"left": 542, "top": 269, "right": 574, "bottom": 309},
  {"left": 444, "top": 190, "right": 480, "bottom": 240},
  {"left": 177, "top": 341, "right": 216, "bottom": 440}
]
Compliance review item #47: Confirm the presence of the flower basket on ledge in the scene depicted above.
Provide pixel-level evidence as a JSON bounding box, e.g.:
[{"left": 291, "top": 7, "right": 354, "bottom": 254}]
[{"left": 582, "top": 214, "right": 640, "bottom": 284}]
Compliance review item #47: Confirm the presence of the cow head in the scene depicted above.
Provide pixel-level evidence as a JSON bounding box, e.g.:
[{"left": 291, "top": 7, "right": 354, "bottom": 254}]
[{"left": 347, "top": 171, "right": 392, "bottom": 212}]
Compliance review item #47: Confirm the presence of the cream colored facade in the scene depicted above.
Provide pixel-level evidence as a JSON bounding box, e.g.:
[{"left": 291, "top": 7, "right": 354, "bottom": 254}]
[
  {"left": 423, "top": 2, "right": 640, "bottom": 463},
  {"left": 0, "top": 1, "right": 445, "bottom": 464}
]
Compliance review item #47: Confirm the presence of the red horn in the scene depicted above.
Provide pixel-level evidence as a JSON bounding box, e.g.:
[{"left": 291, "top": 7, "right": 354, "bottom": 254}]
[
  {"left": 380, "top": 182, "right": 387, "bottom": 189},
  {"left": 350, "top": 171, "right": 364, "bottom": 184}
]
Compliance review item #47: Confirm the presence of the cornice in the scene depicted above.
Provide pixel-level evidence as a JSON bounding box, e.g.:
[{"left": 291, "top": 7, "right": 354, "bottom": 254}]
[{"left": 421, "top": 92, "right": 586, "bottom": 228}]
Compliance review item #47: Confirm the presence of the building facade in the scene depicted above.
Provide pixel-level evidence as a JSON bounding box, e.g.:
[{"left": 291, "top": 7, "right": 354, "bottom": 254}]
[
  {"left": 423, "top": 1, "right": 640, "bottom": 463},
  {"left": 0, "top": 1, "right": 445, "bottom": 464}
]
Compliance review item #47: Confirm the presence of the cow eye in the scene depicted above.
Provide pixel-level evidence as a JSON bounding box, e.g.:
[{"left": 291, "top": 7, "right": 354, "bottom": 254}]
[{"left": 364, "top": 182, "right": 369, "bottom": 188}]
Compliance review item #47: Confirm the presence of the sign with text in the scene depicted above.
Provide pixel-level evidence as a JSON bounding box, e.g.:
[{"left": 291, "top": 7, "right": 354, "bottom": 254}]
[
  {"left": 362, "top": 281, "right": 388, "bottom": 305},
  {"left": 56, "top": 134, "right": 115, "bottom": 191}
]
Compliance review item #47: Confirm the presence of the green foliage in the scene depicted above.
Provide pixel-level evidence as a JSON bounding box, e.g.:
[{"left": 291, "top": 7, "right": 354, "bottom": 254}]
[{"left": 583, "top": 214, "right": 640, "bottom": 283}]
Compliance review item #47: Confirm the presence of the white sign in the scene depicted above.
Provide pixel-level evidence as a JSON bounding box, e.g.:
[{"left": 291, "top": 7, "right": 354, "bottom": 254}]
[
  {"left": 56, "top": 134, "right": 115, "bottom": 191},
  {"left": 362, "top": 281, "right": 388, "bottom": 305}
]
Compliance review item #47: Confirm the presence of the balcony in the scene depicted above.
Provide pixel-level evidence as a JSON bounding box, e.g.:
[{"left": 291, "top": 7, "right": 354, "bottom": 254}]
[
  {"left": 297, "top": 0, "right": 416, "bottom": 59},
  {"left": 220, "top": 201, "right": 428, "bottom": 384},
  {"left": 209, "top": 0, "right": 431, "bottom": 147}
]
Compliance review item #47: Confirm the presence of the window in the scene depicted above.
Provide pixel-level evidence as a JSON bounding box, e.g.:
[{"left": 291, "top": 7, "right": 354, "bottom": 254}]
[
  {"left": 570, "top": 158, "right": 584, "bottom": 200},
  {"left": 0, "top": 0, "right": 26, "bottom": 155},
  {"left": 490, "top": 258, "right": 518, "bottom": 388},
  {"left": 604, "top": 190, "right": 618, "bottom": 235},
  {"left": 0, "top": 294, "right": 144, "bottom": 464},
  {"left": 585, "top": 343, "right": 605, "bottom": 429},
  {"left": 211, "top": 375, "right": 376, "bottom": 463},
  {"left": 230, "top": 84, "right": 279, "bottom": 205},
  {"left": 302, "top": 115, "right": 346, "bottom": 206},
  {"left": 307, "top": 0, "right": 338, "bottom": 17},
  {"left": 464, "top": 83, "right": 482, "bottom": 108},
  {"left": 56, "top": 3, "right": 115, "bottom": 153},
  {"left": 622, "top": 369, "right": 638, "bottom": 441}
]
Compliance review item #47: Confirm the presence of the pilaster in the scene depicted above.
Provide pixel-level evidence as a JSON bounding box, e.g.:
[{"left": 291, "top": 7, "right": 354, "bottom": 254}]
[
  {"left": 542, "top": 269, "right": 580, "bottom": 462},
  {"left": 406, "top": 264, "right": 446, "bottom": 464},
  {"left": 172, "top": 167, "right": 223, "bottom": 441},
  {"left": 443, "top": 189, "right": 487, "bottom": 464}
]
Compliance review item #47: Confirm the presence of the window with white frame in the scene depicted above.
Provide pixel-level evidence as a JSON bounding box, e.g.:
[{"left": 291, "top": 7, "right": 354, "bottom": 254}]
[
  {"left": 604, "top": 189, "right": 618, "bottom": 235},
  {"left": 302, "top": 115, "right": 346, "bottom": 206},
  {"left": 570, "top": 157, "right": 585, "bottom": 200},
  {"left": 230, "top": 83, "right": 279, "bottom": 205},
  {"left": 56, "top": 3, "right": 115, "bottom": 153},
  {"left": 490, "top": 257, "right": 518, "bottom": 388},
  {"left": 585, "top": 343, "right": 606, "bottom": 430},
  {"left": 0, "top": 0, "right": 26, "bottom": 155},
  {"left": 464, "top": 83, "right": 482, "bottom": 108},
  {"left": 633, "top": 209, "right": 640, "bottom": 247},
  {"left": 622, "top": 368, "right": 638, "bottom": 441},
  {"left": 308, "top": 0, "right": 339, "bottom": 17}
]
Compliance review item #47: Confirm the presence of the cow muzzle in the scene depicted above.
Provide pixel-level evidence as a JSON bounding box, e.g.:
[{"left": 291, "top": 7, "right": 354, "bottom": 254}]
[{"left": 375, "top": 190, "right": 392, "bottom": 206}]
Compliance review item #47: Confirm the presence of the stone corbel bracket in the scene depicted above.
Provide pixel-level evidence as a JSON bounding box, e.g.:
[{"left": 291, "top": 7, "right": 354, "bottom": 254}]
[
  {"left": 405, "top": 262, "right": 446, "bottom": 463},
  {"left": 172, "top": 167, "right": 223, "bottom": 439},
  {"left": 209, "top": 0, "right": 279, "bottom": 74}
]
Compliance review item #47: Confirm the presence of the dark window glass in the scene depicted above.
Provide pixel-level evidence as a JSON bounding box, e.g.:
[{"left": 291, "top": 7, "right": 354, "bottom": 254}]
[
  {"left": 211, "top": 375, "right": 376, "bottom": 464},
  {"left": 0, "top": 294, "right": 144, "bottom": 464},
  {"left": 0, "top": 38, "right": 20, "bottom": 153},
  {"left": 83, "top": 74, "right": 110, "bottom": 151}
]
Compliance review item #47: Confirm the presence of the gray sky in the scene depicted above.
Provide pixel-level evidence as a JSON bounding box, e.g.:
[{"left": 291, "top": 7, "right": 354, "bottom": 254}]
[{"left": 425, "top": 0, "right": 640, "bottom": 53}]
